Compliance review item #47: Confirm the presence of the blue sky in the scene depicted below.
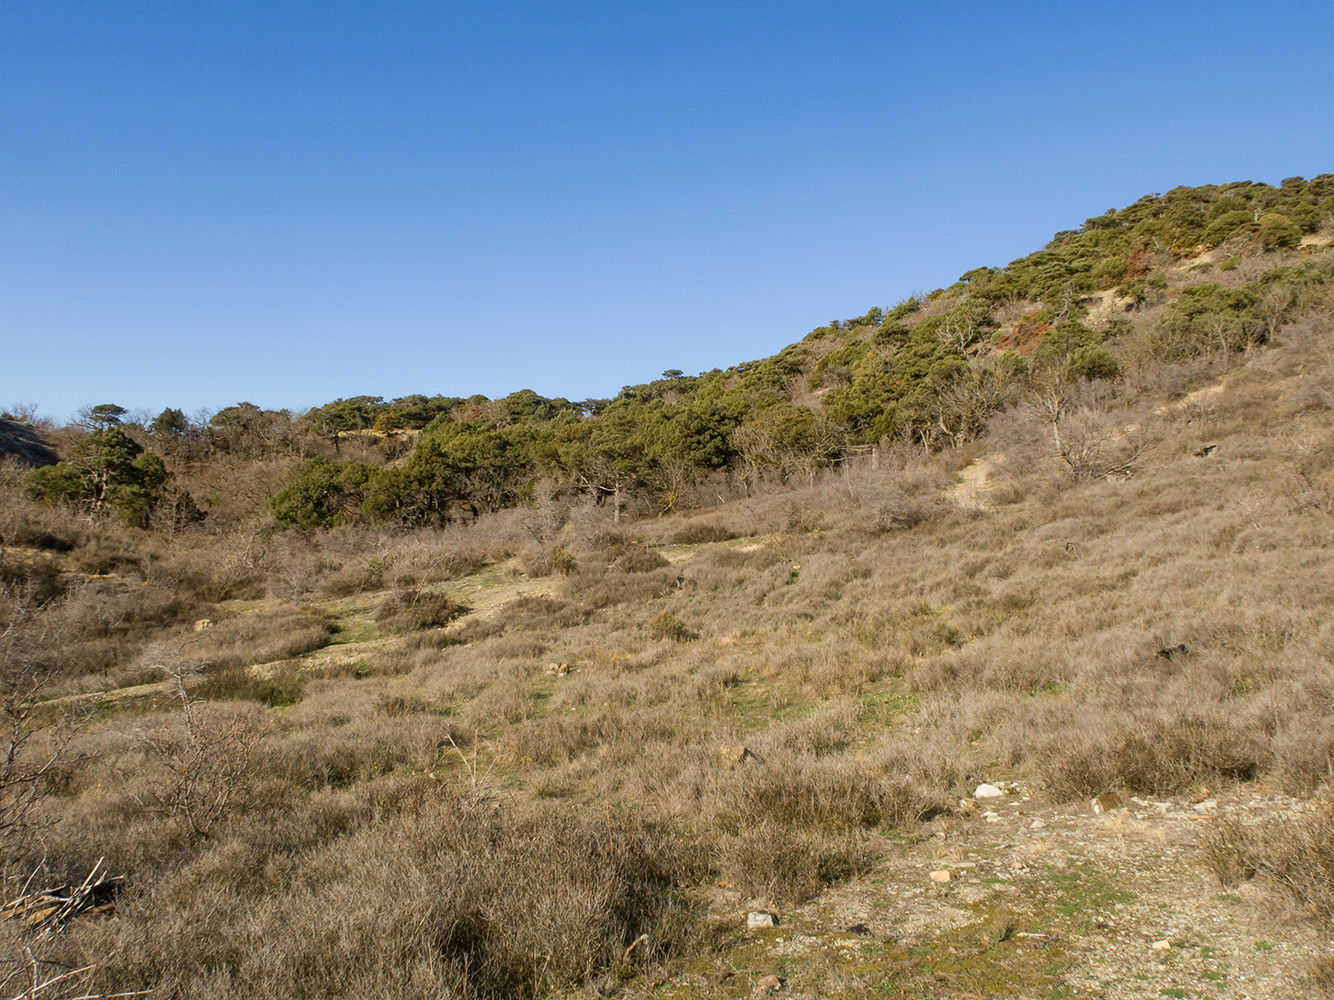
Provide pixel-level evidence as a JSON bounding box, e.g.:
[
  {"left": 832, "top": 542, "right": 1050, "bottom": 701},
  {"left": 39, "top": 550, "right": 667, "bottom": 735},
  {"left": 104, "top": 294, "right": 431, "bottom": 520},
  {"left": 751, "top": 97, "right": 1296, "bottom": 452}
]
[{"left": 4, "top": 1, "right": 1333, "bottom": 421}]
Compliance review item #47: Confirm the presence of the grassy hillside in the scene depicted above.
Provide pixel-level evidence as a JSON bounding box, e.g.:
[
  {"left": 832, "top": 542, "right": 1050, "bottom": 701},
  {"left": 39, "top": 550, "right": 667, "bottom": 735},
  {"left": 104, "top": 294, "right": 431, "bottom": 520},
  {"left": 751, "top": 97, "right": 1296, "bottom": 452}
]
[{"left": 2, "top": 177, "right": 1334, "bottom": 998}]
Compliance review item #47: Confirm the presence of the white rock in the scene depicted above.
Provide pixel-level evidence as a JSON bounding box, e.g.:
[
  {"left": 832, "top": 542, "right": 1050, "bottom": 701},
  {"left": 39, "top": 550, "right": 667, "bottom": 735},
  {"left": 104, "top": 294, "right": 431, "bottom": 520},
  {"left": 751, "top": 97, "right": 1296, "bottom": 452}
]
[
  {"left": 1192, "top": 799, "right": 1218, "bottom": 813},
  {"left": 1029, "top": 818, "right": 1046, "bottom": 830},
  {"left": 1151, "top": 939, "right": 1171, "bottom": 951},
  {"left": 747, "top": 911, "right": 777, "bottom": 929},
  {"left": 929, "top": 870, "right": 952, "bottom": 883},
  {"left": 974, "top": 783, "right": 1004, "bottom": 799}
]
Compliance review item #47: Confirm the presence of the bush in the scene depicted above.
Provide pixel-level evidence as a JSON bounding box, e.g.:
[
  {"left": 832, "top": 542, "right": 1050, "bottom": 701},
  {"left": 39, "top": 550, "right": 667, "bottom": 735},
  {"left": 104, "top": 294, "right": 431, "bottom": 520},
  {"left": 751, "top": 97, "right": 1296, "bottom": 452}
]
[
  {"left": 1200, "top": 788, "right": 1334, "bottom": 927},
  {"left": 1069, "top": 346, "right": 1122, "bottom": 381},
  {"left": 373, "top": 590, "right": 467, "bottom": 633},
  {"left": 71, "top": 802, "right": 703, "bottom": 999},
  {"left": 614, "top": 546, "right": 670, "bottom": 573},
  {"left": 668, "top": 523, "right": 736, "bottom": 544},
  {"left": 647, "top": 611, "right": 693, "bottom": 642},
  {"left": 715, "top": 824, "right": 871, "bottom": 905}
]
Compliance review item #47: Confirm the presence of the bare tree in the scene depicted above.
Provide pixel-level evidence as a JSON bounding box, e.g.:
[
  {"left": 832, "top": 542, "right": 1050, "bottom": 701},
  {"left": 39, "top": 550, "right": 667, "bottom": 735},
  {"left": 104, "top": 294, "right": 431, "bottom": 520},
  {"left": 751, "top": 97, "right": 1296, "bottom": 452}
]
[
  {"left": 0, "top": 587, "right": 82, "bottom": 863},
  {"left": 129, "top": 646, "right": 265, "bottom": 839}
]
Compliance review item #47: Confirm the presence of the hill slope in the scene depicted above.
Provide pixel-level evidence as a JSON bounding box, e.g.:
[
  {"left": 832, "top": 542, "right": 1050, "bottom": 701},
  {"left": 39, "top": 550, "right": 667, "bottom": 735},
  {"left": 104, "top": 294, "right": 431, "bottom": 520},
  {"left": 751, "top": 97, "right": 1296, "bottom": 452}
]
[{"left": 2, "top": 178, "right": 1334, "bottom": 998}]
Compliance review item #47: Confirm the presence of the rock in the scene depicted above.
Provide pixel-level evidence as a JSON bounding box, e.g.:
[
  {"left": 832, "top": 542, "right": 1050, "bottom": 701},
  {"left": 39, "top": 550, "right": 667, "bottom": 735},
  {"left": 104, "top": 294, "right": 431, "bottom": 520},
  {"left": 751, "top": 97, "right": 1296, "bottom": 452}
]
[
  {"left": 929, "top": 870, "right": 952, "bottom": 883},
  {"left": 720, "top": 745, "right": 760, "bottom": 766},
  {"left": 1091, "top": 793, "right": 1125, "bottom": 814},
  {"left": 1192, "top": 798, "right": 1218, "bottom": 813},
  {"left": 193, "top": 619, "right": 213, "bottom": 631},
  {"left": 753, "top": 974, "right": 786, "bottom": 995},
  {"left": 746, "top": 910, "right": 777, "bottom": 929},
  {"left": 1151, "top": 939, "right": 1171, "bottom": 951},
  {"left": 974, "top": 783, "right": 1004, "bottom": 799},
  {"left": 1029, "top": 818, "right": 1046, "bottom": 830},
  {"left": 982, "top": 811, "right": 1000, "bottom": 822}
]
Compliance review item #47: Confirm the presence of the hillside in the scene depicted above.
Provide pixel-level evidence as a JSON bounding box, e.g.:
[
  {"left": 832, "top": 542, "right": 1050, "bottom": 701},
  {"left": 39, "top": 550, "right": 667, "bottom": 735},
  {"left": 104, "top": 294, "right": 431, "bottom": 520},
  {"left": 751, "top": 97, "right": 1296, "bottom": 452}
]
[{"left": 2, "top": 177, "right": 1334, "bottom": 998}]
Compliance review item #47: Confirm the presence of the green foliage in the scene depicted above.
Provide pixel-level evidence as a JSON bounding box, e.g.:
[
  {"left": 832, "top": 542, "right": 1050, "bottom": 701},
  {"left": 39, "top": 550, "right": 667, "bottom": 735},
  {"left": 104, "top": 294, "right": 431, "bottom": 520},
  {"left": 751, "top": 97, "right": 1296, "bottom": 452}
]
[
  {"left": 84, "top": 403, "right": 127, "bottom": 428},
  {"left": 1259, "top": 213, "right": 1302, "bottom": 249},
  {"left": 271, "top": 457, "right": 377, "bottom": 529},
  {"left": 1034, "top": 320, "right": 1099, "bottom": 367},
  {"left": 1155, "top": 283, "right": 1264, "bottom": 360},
  {"left": 1069, "top": 346, "right": 1122, "bottom": 381},
  {"left": 1203, "top": 210, "right": 1259, "bottom": 246},
  {"left": 151, "top": 408, "right": 189, "bottom": 438},
  {"left": 22, "top": 427, "right": 176, "bottom": 526}
]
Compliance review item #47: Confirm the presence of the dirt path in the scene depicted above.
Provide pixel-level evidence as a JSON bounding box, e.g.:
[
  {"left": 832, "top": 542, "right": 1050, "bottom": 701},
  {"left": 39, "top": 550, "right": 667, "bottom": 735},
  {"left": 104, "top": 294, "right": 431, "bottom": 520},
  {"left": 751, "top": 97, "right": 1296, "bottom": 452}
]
[{"left": 948, "top": 456, "right": 1002, "bottom": 511}]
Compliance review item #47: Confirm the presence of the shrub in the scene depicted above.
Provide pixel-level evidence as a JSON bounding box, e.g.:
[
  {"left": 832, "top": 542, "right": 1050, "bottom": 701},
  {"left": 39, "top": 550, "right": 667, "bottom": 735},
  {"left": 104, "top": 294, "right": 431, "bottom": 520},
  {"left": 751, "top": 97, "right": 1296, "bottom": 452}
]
[
  {"left": 373, "top": 590, "right": 467, "bottom": 633},
  {"left": 614, "top": 545, "right": 670, "bottom": 573},
  {"left": 647, "top": 611, "right": 693, "bottom": 642},
  {"left": 71, "top": 802, "right": 702, "bottom": 999},
  {"left": 668, "top": 522, "right": 736, "bottom": 544},
  {"left": 551, "top": 545, "right": 576, "bottom": 575},
  {"left": 715, "top": 824, "right": 871, "bottom": 905},
  {"left": 1199, "top": 788, "right": 1334, "bottom": 927}
]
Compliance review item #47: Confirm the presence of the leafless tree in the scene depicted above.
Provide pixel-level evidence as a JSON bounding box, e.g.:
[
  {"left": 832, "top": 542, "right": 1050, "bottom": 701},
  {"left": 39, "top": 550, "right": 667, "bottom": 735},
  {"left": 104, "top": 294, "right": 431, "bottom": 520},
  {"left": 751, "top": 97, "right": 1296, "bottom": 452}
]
[
  {"left": 0, "top": 588, "right": 82, "bottom": 863},
  {"left": 128, "top": 644, "right": 265, "bottom": 839}
]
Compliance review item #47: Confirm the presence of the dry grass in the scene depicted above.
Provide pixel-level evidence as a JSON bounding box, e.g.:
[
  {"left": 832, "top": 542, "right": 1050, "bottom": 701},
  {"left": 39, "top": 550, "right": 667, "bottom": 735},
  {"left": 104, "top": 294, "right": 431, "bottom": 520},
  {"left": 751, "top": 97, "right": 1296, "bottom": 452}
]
[
  {"left": 1200, "top": 787, "right": 1334, "bottom": 926},
  {"left": 4, "top": 306, "right": 1334, "bottom": 995}
]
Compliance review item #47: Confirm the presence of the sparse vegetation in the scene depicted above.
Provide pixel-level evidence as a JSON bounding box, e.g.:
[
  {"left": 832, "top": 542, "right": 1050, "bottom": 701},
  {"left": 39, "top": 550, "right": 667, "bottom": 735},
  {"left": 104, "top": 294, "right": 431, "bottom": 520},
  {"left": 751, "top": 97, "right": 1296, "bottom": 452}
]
[{"left": 2, "top": 177, "right": 1334, "bottom": 996}]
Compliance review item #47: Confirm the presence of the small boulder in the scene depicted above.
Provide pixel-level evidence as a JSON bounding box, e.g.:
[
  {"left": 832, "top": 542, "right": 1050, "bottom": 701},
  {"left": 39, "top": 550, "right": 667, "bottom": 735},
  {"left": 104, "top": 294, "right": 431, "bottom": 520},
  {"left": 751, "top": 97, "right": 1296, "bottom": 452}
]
[
  {"left": 1091, "top": 793, "right": 1125, "bottom": 815},
  {"left": 929, "top": 870, "right": 952, "bottom": 883},
  {"left": 974, "top": 783, "right": 1004, "bottom": 799},
  {"left": 1151, "top": 939, "right": 1171, "bottom": 951},
  {"left": 720, "top": 745, "right": 760, "bottom": 766},
  {"left": 746, "top": 910, "right": 777, "bottom": 929}
]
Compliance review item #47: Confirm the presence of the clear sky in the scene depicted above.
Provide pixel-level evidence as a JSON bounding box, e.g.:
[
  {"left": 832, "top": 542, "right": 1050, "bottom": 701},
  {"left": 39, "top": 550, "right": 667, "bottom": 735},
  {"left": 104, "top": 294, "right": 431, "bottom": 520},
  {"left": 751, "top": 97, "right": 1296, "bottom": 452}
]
[{"left": 4, "top": 1, "right": 1334, "bottom": 422}]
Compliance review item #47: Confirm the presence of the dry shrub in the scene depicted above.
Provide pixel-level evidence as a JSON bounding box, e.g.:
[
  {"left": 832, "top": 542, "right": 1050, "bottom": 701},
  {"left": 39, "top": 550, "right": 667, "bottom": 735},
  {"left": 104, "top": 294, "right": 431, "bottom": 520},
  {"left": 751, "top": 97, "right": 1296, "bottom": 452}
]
[
  {"left": 1312, "top": 951, "right": 1334, "bottom": 999},
  {"left": 668, "top": 522, "right": 736, "bottom": 544},
  {"left": 516, "top": 543, "right": 554, "bottom": 577},
  {"left": 709, "top": 750, "right": 937, "bottom": 833},
  {"left": 319, "top": 557, "right": 388, "bottom": 597},
  {"left": 65, "top": 801, "right": 701, "bottom": 1000},
  {"left": 0, "top": 554, "right": 64, "bottom": 603},
  {"left": 715, "top": 823, "right": 872, "bottom": 905},
  {"left": 505, "top": 707, "right": 689, "bottom": 769},
  {"left": 647, "top": 611, "right": 693, "bottom": 642},
  {"left": 374, "top": 590, "right": 467, "bottom": 633},
  {"left": 490, "top": 595, "right": 586, "bottom": 633},
  {"left": 613, "top": 545, "right": 670, "bottom": 573},
  {"left": 1200, "top": 787, "right": 1334, "bottom": 927},
  {"left": 1036, "top": 710, "right": 1261, "bottom": 798},
  {"left": 838, "top": 463, "right": 950, "bottom": 530},
  {"left": 562, "top": 567, "right": 676, "bottom": 611},
  {"left": 196, "top": 661, "right": 307, "bottom": 707},
  {"left": 185, "top": 607, "right": 333, "bottom": 672}
]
